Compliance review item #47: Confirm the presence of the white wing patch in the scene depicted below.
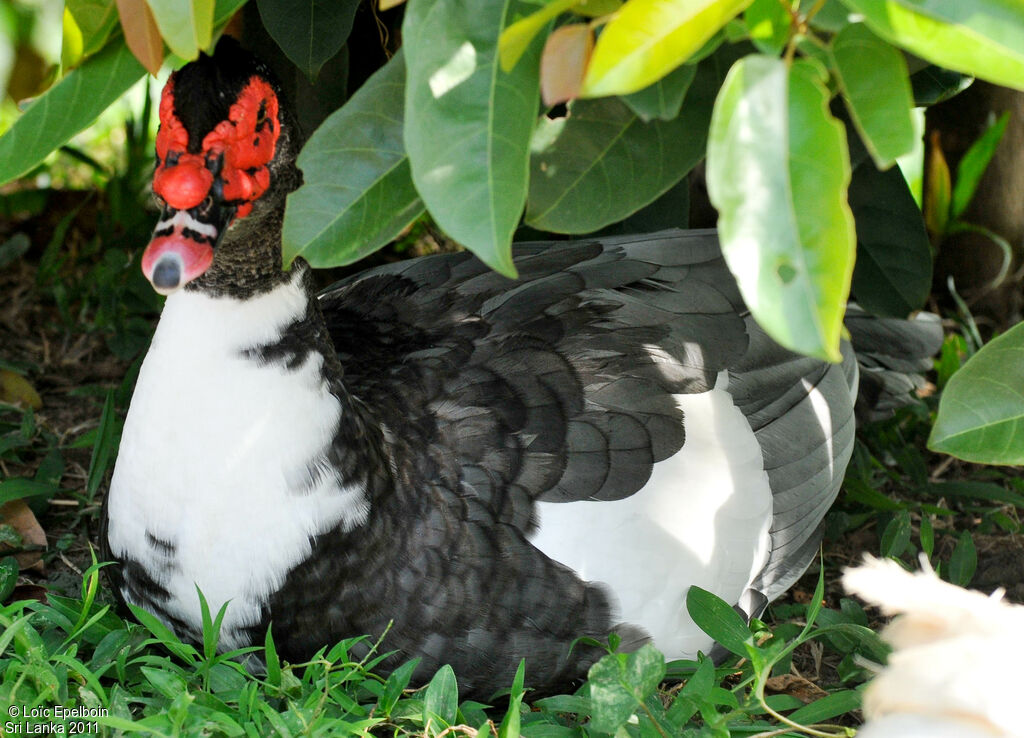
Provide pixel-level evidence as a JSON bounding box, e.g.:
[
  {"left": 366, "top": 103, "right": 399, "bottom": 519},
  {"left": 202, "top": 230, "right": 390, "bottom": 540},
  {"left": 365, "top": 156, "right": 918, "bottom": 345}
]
[{"left": 530, "top": 372, "right": 772, "bottom": 659}]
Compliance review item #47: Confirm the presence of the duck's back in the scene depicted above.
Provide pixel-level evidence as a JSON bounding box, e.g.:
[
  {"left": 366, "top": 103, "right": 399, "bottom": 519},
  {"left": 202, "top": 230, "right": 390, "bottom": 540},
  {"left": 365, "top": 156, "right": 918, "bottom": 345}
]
[{"left": 315, "top": 229, "right": 856, "bottom": 663}]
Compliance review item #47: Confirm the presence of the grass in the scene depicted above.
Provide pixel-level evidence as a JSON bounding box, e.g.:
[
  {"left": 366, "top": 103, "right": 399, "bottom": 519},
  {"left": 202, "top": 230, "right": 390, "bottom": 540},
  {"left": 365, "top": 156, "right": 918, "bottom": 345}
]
[
  {"left": 0, "top": 549, "right": 880, "bottom": 737},
  {"left": 3, "top": 263, "right": 1023, "bottom": 737},
  {"left": 2, "top": 103, "right": 1023, "bottom": 735}
]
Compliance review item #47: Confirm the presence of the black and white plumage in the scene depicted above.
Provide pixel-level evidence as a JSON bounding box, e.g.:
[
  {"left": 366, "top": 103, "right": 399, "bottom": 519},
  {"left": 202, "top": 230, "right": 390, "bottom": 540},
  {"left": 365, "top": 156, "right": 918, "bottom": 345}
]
[{"left": 102, "top": 38, "right": 942, "bottom": 697}]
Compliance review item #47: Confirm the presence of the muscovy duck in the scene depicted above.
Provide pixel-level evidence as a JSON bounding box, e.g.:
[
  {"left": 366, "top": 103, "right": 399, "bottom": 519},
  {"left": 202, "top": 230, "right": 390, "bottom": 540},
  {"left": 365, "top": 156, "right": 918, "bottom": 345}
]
[{"left": 103, "top": 37, "right": 942, "bottom": 697}]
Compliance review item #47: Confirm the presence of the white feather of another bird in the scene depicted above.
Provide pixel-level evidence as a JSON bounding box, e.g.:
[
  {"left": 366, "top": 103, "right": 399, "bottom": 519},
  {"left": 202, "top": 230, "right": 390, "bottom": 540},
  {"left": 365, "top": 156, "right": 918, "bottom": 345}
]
[{"left": 844, "top": 555, "right": 1024, "bottom": 738}]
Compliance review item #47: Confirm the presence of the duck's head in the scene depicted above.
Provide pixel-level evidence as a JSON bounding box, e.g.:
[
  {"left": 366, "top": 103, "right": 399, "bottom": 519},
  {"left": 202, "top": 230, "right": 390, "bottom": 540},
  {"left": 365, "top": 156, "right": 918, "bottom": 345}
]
[{"left": 142, "top": 36, "right": 300, "bottom": 296}]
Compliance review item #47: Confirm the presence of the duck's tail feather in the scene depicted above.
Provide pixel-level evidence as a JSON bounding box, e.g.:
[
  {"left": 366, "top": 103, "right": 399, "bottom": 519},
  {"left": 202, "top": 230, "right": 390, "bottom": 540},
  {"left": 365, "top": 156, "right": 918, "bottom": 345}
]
[{"left": 845, "top": 305, "right": 943, "bottom": 422}]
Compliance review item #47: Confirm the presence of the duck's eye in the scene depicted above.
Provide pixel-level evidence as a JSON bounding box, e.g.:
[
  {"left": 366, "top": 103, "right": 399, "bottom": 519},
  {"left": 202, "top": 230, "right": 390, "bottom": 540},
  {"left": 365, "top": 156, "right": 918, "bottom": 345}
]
[
  {"left": 255, "top": 99, "right": 269, "bottom": 131},
  {"left": 198, "top": 195, "right": 214, "bottom": 215}
]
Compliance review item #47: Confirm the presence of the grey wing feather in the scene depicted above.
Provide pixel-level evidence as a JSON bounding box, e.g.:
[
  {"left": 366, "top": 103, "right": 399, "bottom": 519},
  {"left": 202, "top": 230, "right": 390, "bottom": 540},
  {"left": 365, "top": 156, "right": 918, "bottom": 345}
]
[
  {"left": 322, "top": 229, "right": 750, "bottom": 521},
  {"left": 727, "top": 319, "right": 858, "bottom": 603}
]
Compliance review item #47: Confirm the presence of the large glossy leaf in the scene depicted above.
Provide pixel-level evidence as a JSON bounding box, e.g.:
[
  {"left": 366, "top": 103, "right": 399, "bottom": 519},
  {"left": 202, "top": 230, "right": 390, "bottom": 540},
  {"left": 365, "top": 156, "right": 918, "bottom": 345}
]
[
  {"left": 527, "top": 52, "right": 724, "bottom": 233},
  {"left": 581, "top": 0, "right": 752, "bottom": 97},
  {"left": 849, "top": 162, "right": 932, "bottom": 317},
  {"left": 832, "top": 23, "right": 915, "bottom": 170},
  {"left": 706, "top": 56, "right": 855, "bottom": 362},
  {"left": 282, "top": 53, "right": 423, "bottom": 268},
  {"left": 839, "top": 0, "right": 1024, "bottom": 92},
  {"left": 0, "top": 41, "right": 146, "bottom": 186},
  {"left": 929, "top": 321, "right": 1024, "bottom": 465},
  {"left": 256, "top": 0, "right": 357, "bottom": 80},
  {"left": 67, "top": 0, "right": 120, "bottom": 56},
  {"left": 404, "top": 0, "right": 544, "bottom": 276},
  {"left": 145, "top": 0, "right": 214, "bottom": 59}
]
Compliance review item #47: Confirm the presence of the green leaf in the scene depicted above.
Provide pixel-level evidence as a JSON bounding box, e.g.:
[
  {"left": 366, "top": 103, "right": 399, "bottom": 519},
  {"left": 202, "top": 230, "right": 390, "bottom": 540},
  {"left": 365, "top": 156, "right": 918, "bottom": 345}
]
[
  {"left": 849, "top": 161, "right": 932, "bottom": 317},
  {"left": 499, "top": 0, "right": 578, "bottom": 71},
  {"left": 423, "top": 664, "right": 459, "bottom": 730},
  {"left": 745, "top": 0, "right": 791, "bottom": 55},
  {"left": 920, "top": 514, "right": 934, "bottom": 557},
  {"left": 706, "top": 55, "right": 855, "bottom": 362},
  {"left": 283, "top": 52, "right": 423, "bottom": 268},
  {"left": 686, "top": 586, "right": 751, "bottom": 656},
  {"left": 581, "top": 0, "right": 752, "bottom": 97},
  {"left": 949, "top": 530, "right": 977, "bottom": 586},
  {"left": 141, "top": 665, "right": 188, "bottom": 699},
  {"left": 620, "top": 61, "right": 696, "bottom": 121},
  {"left": 404, "top": 0, "right": 544, "bottom": 277},
  {"left": 587, "top": 656, "right": 639, "bottom": 734},
  {"left": 0, "top": 556, "right": 18, "bottom": 602},
  {"left": 196, "top": 586, "right": 229, "bottom": 660},
  {"left": 921, "top": 480, "right": 1024, "bottom": 508},
  {"left": 803, "top": 0, "right": 851, "bottom": 32},
  {"left": 498, "top": 659, "right": 527, "bottom": 738},
  {"left": 264, "top": 627, "right": 280, "bottom": 688},
  {"left": 528, "top": 51, "right": 724, "bottom": 233},
  {"left": 951, "top": 111, "right": 1009, "bottom": 221},
  {"left": 805, "top": 560, "right": 826, "bottom": 630},
  {"left": 880, "top": 509, "right": 912, "bottom": 557},
  {"left": 587, "top": 644, "right": 666, "bottom": 734},
  {"left": 145, "top": 0, "right": 214, "bottom": 59},
  {"left": 929, "top": 320, "right": 1024, "bottom": 464},
  {"left": 910, "top": 64, "right": 969, "bottom": 105},
  {"left": 788, "top": 690, "right": 861, "bottom": 724},
  {"left": 66, "top": 0, "right": 120, "bottom": 56},
  {"left": 586, "top": 175, "right": 690, "bottom": 235},
  {"left": 832, "top": 23, "right": 916, "bottom": 169},
  {"left": 127, "top": 603, "right": 198, "bottom": 663},
  {"left": 0, "top": 479, "right": 58, "bottom": 504},
  {"left": 0, "top": 40, "right": 146, "bottom": 186},
  {"left": 378, "top": 658, "right": 420, "bottom": 715},
  {"left": 839, "top": 0, "right": 1024, "bottom": 92},
  {"left": 86, "top": 390, "right": 119, "bottom": 500},
  {"left": 256, "top": 0, "right": 357, "bottom": 80},
  {"left": 213, "top": 0, "right": 250, "bottom": 26}
]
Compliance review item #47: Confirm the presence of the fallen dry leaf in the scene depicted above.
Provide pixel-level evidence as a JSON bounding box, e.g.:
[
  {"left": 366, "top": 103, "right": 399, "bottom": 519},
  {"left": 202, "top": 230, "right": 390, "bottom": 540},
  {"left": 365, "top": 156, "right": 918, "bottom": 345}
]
[
  {"left": 0, "top": 499, "right": 47, "bottom": 572},
  {"left": 9, "top": 583, "right": 48, "bottom": 604},
  {"left": 0, "top": 369, "right": 42, "bottom": 409},
  {"left": 765, "top": 673, "right": 829, "bottom": 704}
]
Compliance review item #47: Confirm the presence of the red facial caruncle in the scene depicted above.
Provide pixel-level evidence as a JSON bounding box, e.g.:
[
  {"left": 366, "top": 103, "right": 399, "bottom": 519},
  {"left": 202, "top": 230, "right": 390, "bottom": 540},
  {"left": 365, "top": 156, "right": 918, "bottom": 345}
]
[{"left": 142, "top": 72, "right": 281, "bottom": 294}]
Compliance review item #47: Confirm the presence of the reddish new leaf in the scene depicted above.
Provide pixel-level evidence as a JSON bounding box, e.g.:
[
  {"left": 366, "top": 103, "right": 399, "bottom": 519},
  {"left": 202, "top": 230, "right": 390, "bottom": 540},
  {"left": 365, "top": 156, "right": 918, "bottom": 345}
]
[
  {"left": 117, "top": 0, "right": 164, "bottom": 75},
  {"left": 541, "top": 24, "right": 594, "bottom": 105}
]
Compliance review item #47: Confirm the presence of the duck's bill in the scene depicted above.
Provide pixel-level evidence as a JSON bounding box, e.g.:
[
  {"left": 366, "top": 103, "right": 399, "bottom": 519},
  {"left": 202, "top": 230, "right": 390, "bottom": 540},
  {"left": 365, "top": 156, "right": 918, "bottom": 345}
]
[{"left": 141, "top": 206, "right": 232, "bottom": 295}]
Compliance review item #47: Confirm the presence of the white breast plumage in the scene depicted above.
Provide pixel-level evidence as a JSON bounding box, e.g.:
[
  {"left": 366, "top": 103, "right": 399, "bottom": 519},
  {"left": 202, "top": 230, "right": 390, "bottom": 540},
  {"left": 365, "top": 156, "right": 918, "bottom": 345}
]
[{"left": 106, "top": 270, "right": 369, "bottom": 646}]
